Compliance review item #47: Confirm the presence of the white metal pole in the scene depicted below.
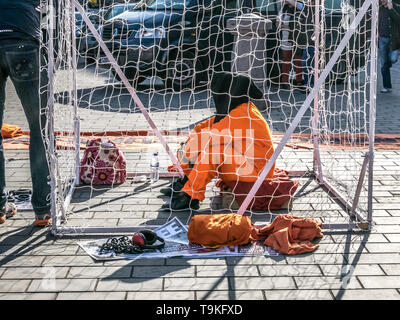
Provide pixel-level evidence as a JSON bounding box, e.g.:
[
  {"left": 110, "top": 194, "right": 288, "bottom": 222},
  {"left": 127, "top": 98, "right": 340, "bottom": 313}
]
[
  {"left": 236, "top": 0, "right": 374, "bottom": 216},
  {"left": 312, "top": 0, "right": 324, "bottom": 181},
  {"left": 368, "top": 0, "right": 378, "bottom": 223},
  {"left": 71, "top": 0, "right": 81, "bottom": 186},
  {"left": 46, "top": 0, "right": 58, "bottom": 234}
]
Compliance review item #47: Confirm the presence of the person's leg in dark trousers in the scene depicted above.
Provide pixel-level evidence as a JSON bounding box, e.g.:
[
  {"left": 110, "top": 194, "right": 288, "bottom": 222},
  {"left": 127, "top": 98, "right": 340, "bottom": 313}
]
[
  {"left": 302, "top": 46, "right": 315, "bottom": 88},
  {"left": 379, "top": 36, "right": 392, "bottom": 90},
  {"left": 0, "top": 63, "right": 9, "bottom": 211},
  {"left": 1, "top": 40, "right": 51, "bottom": 219}
]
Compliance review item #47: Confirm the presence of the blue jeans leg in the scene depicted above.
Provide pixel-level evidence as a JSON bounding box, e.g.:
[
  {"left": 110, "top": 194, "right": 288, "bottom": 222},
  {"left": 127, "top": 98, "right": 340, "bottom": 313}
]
[
  {"left": 0, "top": 66, "right": 8, "bottom": 208},
  {"left": 302, "top": 47, "right": 315, "bottom": 87},
  {"left": 0, "top": 40, "right": 51, "bottom": 215},
  {"left": 379, "top": 37, "right": 392, "bottom": 89}
]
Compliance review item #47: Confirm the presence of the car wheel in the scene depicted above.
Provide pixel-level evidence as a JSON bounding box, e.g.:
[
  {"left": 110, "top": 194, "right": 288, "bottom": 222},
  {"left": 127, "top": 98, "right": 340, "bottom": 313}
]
[{"left": 164, "top": 51, "right": 201, "bottom": 91}]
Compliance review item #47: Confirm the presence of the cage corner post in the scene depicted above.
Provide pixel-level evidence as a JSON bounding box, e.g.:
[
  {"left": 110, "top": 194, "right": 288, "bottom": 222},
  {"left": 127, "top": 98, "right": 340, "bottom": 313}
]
[
  {"left": 311, "top": 0, "right": 324, "bottom": 183},
  {"left": 367, "top": 0, "right": 378, "bottom": 228},
  {"left": 46, "top": 0, "right": 59, "bottom": 236}
]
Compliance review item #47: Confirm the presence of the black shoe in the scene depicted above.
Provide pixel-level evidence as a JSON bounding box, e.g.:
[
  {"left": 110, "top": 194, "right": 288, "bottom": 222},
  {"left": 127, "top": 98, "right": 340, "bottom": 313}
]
[
  {"left": 160, "top": 176, "right": 188, "bottom": 196},
  {"left": 161, "top": 192, "right": 200, "bottom": 210}
]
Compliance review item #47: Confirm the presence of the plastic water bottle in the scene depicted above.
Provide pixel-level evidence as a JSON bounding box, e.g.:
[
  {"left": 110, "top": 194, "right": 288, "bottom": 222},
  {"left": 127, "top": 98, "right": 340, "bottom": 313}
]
[{"left": 150, "top": 152, "right": 159, "bottom": 183}]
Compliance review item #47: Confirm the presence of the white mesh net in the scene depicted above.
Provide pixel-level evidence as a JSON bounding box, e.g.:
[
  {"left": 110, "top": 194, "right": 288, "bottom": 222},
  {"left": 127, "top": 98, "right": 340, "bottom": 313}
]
[{"left": 41, "top": 0, "right": 376, "bottom": 233}]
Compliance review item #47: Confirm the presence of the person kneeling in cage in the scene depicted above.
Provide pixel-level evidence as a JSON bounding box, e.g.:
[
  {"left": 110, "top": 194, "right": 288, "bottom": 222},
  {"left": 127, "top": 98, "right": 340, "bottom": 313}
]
[{"left": 160, "top": 72, "right": 276, "bottom": 211}]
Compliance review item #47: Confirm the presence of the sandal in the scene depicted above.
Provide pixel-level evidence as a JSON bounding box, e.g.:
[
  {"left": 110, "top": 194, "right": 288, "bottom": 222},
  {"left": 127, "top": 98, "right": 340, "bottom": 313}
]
[
  {"left": 34, "top": 213, "right": 52, "bottom": 227},
  {"left": 0, "top": 202, "right": 18, "bottom": 224}
]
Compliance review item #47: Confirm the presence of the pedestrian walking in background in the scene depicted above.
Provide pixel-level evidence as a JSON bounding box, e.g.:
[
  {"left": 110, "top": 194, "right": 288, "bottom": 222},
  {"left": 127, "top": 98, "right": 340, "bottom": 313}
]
[
  {"left": 379, "top": 0, "right": 400, "bottom": 93},
  {"left": 277, "top": 0, "right": 307, "bottom": 91},
  {"left": 301, "top": 0, "right": 316, "bottom": 90}
]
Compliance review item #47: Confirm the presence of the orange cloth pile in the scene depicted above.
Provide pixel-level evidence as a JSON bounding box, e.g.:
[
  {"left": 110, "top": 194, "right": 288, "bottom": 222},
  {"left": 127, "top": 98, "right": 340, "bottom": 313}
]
[
  {"left": 1, "top": 123, "right": 23, "bottom": 138},
  {"left": 188, "top": 213, "right": 253, "bottom": 247},
  {"left": 187, "top": 213, "right": 323, "bottom": 255},
  {"left": 252, "top": 214, "right": 323, "bottom": 255}
]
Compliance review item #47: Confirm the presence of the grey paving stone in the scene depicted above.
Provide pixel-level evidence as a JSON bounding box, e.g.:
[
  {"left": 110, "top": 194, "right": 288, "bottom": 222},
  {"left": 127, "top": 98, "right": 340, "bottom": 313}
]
[
  {"left": 330, "top": 289, "right": 400, "bottom": 300},
  {"left": 0, "top": 255, "right": 45, "bottom": 267},
  {"left": 0, "top": 293, "right": 57, "bottom": 300},
  {"left": 166, "top": 258, "right": 227, "bottom": 266},
  {"left": 284, "top": 253, "right": 347, "bottom": 265},
  {"left": 0, "top": 279, "right": 31, "bottom": 293},
  {"left": 57, "top": 291, "right": 127, "bottom": 300},
  {"left": 315, "top": 242, "right": 368, "bottom": 254},
  {"left": 103, "top": 258, "right": 165, "bottom": 266},
  {"left": 357, "top": 276, "right": 400, "bottom": 289},
  {"left": 330, "top": 233, "right": 389, "bottom": 243},
  {"left": 384, "top": 234, "right": 400, "bottom": 242},
  {"left": 196, "top": 290, "right": 264, "bottom": 300},
  {"left": 387, "top": 209, "right": 400, "bottom": 216},
  {"left": 365, "top": 243, "right": 400, "bottom": 253},
  {"left": 373, "top": 217, "right": 400, "bottom": 225},
  {"left": 345, "top": 253, "right": 400, "bottom": 264},
  {"left": 1, "top": 267, "right": 69, "bottom": 279},
  {"left": 67, "top": 266, "right": 132, "bottom": 279},
  {"left": 379, "top": 264, "right": 400, "bottom": 275},
  {"left": 164, "top": 277, "right": 230, "bottom": 291},
  {"left": 258, "top": 264, "right": 322, "bottom": 277},
  {"left": 264, "top": 289, "right": 333, "bottom": 300},
  {"left": 319, "top": 264, "right": 385, "bottom": 277},
  {"left": 225, "top": 256, "right": 287, "bottom": 266},
  {"left": 196, "top": 265, "right": 259, "bottom": 277},
  {"left": 96, "top": 278, "right": 163, "bottom": 292},
  {"left": 294, "top": 276, "right": 362, "bottom": 290},
  {"left": 0, "top": 234, "right": 49, "bottom": 247},
  {"left": 28, "top": 278, "right": 97, "bottom": 292},
  {"left": 229, "top": 276, "right": 296, "bottom": 290},
  {"left": 42, "top": 256, "right": 102, "bottom": 267},
  {"left": 132, "top": 266, "right": 195, "bottom": 278},
  {"left": 127, "top": 291, "right": 195, "bottom": 300}
]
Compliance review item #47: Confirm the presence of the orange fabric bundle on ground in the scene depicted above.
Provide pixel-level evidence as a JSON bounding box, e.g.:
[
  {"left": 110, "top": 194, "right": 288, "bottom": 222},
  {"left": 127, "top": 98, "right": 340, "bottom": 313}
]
[
  {"left": 188, "top": 213, "right": 253, "bottom": 247},
  {"left": 1, "top": 123, "right": 23, "bottom": 138},
  {"left": 252, "top": 214, "right": 323, "bottom": 255}
]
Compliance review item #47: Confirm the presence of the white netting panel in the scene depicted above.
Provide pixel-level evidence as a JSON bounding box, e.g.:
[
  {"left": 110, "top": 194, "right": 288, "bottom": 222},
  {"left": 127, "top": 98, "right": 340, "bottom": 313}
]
[{"left": 41, "top": 0, "right": 375, "bottom": 231}]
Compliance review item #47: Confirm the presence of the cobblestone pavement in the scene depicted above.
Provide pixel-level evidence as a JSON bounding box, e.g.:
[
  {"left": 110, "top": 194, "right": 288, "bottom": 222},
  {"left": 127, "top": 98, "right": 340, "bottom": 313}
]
[{"left": 1, "top": 59, "right": 400, "bottom": 300}]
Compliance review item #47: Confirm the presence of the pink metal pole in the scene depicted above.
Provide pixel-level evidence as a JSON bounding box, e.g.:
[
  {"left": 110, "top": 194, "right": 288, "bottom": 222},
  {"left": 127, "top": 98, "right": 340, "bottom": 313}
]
[
  {"left": 367, "top": 0, "right": 378, "bottom": 223},
  {"left": 73, "top": 0, "right": 184, "bottom": 177},
  {"left": 236, "top": 0, "right": 374, "bottom": 216},
  {"left": 312, "top": 0, "right": 324, "bottom": 181}
]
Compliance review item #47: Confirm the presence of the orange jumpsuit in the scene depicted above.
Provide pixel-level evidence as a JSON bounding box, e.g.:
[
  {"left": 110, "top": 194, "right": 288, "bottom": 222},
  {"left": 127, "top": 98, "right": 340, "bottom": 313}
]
[{"left": 175, "top": 102, "right": 275, "bottom": 201}]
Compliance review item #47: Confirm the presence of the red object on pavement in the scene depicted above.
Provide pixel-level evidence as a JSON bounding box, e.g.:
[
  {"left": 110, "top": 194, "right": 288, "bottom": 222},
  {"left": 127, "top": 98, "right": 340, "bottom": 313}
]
[{"left": 132, "top": 233, "right": 145, "bottom": 246}]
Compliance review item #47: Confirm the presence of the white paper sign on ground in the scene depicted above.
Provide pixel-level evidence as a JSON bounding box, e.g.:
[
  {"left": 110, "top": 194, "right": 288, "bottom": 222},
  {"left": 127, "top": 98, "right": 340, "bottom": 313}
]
[{"left": 78, "top": 217, "right": 278, "bottom": 261}]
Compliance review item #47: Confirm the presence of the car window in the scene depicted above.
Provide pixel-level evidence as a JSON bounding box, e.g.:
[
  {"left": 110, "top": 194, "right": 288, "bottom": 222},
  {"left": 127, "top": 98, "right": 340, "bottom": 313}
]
[
  {"left": 225, "top": 0, "right": 240, "bottom": 9},
  {"left": 325, "top": 0, "right": 343, "bottom": 10},
  {"left": 255, "top": 0, "right": 280, "bottom": 16},
  {"left": 255, "top": 0, "right": 278, "bottom": 13},
  {"left": 146, "top": 0, "right": 187, "bottom": 10}
]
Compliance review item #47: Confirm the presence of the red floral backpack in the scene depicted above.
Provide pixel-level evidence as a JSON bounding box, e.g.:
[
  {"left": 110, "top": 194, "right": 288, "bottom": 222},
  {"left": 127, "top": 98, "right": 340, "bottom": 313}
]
[{"left": 79, "top": 138, "right": 127, "bottom": 185}]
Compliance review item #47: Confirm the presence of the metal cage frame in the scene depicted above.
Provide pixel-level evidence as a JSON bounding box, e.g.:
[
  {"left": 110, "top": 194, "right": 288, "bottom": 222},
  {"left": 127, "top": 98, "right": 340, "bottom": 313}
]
[{"left": 46, "top": 0, "right": 378, "bottom": 236}]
